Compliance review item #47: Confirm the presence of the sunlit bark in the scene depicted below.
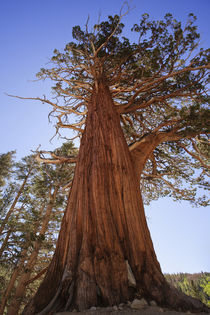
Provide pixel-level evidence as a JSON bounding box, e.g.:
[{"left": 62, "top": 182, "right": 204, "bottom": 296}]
[{"left": 23, "top": 81, "right": 208, "bottom": 314}]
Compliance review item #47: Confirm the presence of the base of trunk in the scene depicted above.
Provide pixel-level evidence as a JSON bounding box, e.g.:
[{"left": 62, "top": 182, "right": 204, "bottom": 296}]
[
  {"left": 22, "top": 286, "right": 210, "bottom": 314},
  {"left": 22, "top": 259, "right": 209, "bottom": 315},
  {"left": 22, "top": 81, "right": 209, "bottom": 315},
  {"left": 164, "top": 287, "right": 210, "bottom": 313}
]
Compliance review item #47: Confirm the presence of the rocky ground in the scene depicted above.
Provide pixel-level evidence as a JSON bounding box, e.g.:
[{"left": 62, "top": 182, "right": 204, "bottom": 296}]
[{"left": 54, "top": 298, "right": 209, "bottom": 315}]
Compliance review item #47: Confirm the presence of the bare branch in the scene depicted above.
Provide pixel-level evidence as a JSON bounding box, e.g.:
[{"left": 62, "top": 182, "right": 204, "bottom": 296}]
[
  {"left": 62, "top": 181, "right": 73, "bottom": 191},
  {"left": 25, "top": 267, "right": 48, "bottom": 285},
  {"left": 118, "top": 63, "right": 210, "bottom": 112},
  {"left": 149, "top": 153, "right": 157, "bottom": 175},
  {"left": 33, "top": 150, "right": 77, "bottom": 165},
  {"left": 142, "top": 172, "right": 194, "bottom": 200},
  {"left": 179, "top": 143, "right": 210, "bottom": 169}
]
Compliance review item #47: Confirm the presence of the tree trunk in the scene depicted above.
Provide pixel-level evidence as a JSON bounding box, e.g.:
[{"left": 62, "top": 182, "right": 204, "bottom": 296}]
[
  {"left": 7, "top": 189, "right": 58, "bottom": 315},
  {"left": 0, "top": 169, "right": 32, "bottom": 237},
  {"left": 23, "top": 80, "right": 208, "bottom": 314},
  {"left": 0, "top": 204, "right": 45, "bottom": 315},
  {"left": 0, "top": 229, "right": 11, "bottom": 258},
  {"left": 0, "top": 206, "right": 23, "bottom": 259},
  {"left": 0, "top": 248, "right": 28, "bottom": 315}
]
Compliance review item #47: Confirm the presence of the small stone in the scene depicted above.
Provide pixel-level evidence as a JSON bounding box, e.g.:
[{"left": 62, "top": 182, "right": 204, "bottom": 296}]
[
  {"left": 119, "top": 303, "right": 124, "bottom": 307},
  {"left": 186, "top": 312, "right": 191, "bottom": 314},
  {"left": 150, "top": 300, "right": 157, "bottom": 307},
  {"left": 126, "top": 260, "right": 136, "bottom": 287},
  {"left": 118, "top": 306, "right": 124, "bottom": 310},
  {"left": 90, "top": 306, "right": 97, "bottom": 310},
  {"left": 130, "top": 298, "right": 148, "bottom": 309},
  {"left": 159, "top": 308, "right": 164, "bottom": 312},
  {"left": 72, "top": 310, "right": 77, "bottom": 313},
  {"left": 113, "top": 305, "right": 118, "bottom": 310}
]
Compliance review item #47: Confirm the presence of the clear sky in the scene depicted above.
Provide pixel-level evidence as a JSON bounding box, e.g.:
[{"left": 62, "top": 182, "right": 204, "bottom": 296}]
[{"left": 0, "top": 0, "right": 209, "bottom": 274}]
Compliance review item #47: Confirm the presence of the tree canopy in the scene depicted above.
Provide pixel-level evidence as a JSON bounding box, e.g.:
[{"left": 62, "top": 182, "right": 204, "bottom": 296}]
[
  {"left": 9, "top": 10, "right": 209, "bottom": 207},
  {"left": 14, "top": 11, "right": 208, "bottom": 207}
]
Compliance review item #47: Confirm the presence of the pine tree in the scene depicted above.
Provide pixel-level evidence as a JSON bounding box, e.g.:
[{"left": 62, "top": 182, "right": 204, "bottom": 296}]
[{"left": 0, "top": 143, "right": 76, "bottom": 314}]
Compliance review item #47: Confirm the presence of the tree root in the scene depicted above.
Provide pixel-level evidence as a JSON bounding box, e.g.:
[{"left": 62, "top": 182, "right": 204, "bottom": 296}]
[{"left": 162, "top": 285, "right": 210, "bottom": 313}]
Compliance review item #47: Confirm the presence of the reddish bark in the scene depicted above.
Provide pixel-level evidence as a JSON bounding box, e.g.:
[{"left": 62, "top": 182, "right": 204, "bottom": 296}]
[{"left": 23, "top": 80, "right": 209, "bottom": 314}]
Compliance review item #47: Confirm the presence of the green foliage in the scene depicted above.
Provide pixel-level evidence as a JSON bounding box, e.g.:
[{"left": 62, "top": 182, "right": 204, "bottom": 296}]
[
  {"left": 35, "top": 11, "right": 209, "bottom": 207},
  {"left": 165, "top": 273, "right": 210, "bottom": 306},
  {"left": 201, "top": 277, "right": 210, "bottom": 304},
  {"left": 0, "top": 142, "right": 76, "bottom": 313},
  {"left": 0, "top": 151, "right": 15, "bottom": 189}
]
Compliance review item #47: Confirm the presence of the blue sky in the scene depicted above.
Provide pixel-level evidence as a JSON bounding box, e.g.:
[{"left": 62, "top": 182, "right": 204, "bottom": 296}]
[{"left": 0, "top": 0, "right": 209, "bottom": 273}]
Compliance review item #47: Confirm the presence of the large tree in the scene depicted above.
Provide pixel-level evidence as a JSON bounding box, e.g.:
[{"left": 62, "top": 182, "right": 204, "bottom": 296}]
[{"left": 18, "top": 10, "right": 209, "bottom": 314}]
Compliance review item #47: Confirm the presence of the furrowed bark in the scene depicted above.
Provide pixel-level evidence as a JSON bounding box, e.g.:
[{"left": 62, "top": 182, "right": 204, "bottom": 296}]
[{"left": 23, "top": 80, "right": 209, "bottom": 314}]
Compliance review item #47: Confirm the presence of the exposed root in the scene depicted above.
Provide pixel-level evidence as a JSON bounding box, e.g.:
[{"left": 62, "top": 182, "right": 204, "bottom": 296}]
[{"left": 163, "top": 285, "right": 210, "bottom": 313}]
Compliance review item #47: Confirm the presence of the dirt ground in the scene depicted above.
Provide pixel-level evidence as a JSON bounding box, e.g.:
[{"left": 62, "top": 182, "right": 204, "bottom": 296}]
[{"left": 55, "top": 305, "right": 209, "bottom": 315}]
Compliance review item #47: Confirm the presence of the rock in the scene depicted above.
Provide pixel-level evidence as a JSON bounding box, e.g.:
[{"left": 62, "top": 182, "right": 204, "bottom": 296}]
[
  {"left": 186, "top": 312, "right": 191, "bottom": 314},
  {"left": 118, "top": 306, "right": 124, "bottom": 310},
  {"left": 150, "top": 300, "right": 157, "bottom": 307},
  {"left": 130, "top": 298, "right": 148, "bottom": 309},
  {"left": 119, "top": 303, "right": 124, "bottom": 307},
  {"left": 90, "top": 306, "right": 97, "bottom": 310},
  {"left": 113, "top": 305, "right": 118, "bottom": 310},
  {"left": 126, "top": 260, "right": 136, "bottom": 287}
]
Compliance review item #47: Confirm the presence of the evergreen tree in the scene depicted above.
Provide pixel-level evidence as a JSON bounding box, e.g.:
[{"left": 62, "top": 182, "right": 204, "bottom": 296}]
[
  {"left": 0, "top": 142, "right": 76, "bottom": 314},
  {"left": 11, "top": 10, "right": 209, "bottom": 313},
  {"left": 0, "top": 151, "right": 16, "bottom": 213},
  {"left": 0, "top": 151, "right": 15, "bottom": 188}
]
